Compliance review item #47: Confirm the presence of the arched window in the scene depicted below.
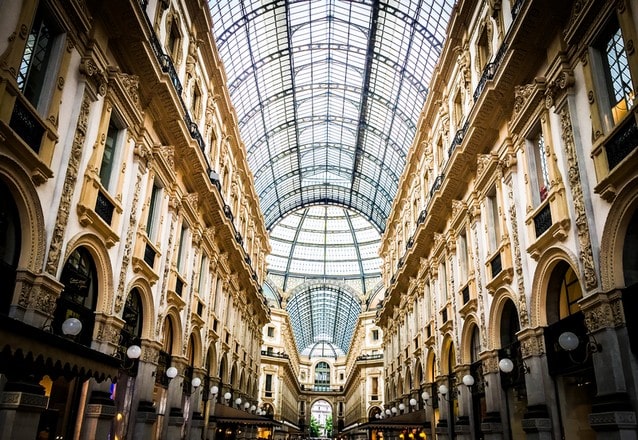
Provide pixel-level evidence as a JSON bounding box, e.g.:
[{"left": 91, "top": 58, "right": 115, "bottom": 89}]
[
  {"left": 119, "top": 288, "right": 143, "bottom": 374},
  {"left": 314, "top": 361, "right": 330, "bottom": 391},
  {"left": 0, "top": 181, "right": 21, "bottom": 314},
  {"left": 121, "top": 288, "right": 143, "bottom": 347},
  {"left": 54, "top": 247, "right": 98, "bottom": 346}
]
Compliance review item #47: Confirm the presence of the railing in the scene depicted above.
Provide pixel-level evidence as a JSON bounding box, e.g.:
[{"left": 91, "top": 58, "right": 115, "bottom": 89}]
[
  {"left": 175, "top": 277, "right": 184, "bottom": 296},
  {"left": 429, "top": 174, "right": 444, "bottom": 197},
  {"left": 224, "top": 204, "right": 233, "bottom": 221},
  {"left": 9, "top": 97, "right": 45, "bottom": 153},
  {"left": 461, "top": 286, "right": 470, "bottom": 304},
  {"left": 605, "top": 113, "right": 638, "bottom": 170},
  {"left": 95, "top": 190, "right": 115, "bottom": 225},
  {"left": 511, "top": 0, "right": 525, "bottom": 20},
  {"left": 448, "top": 120, "right": 469, "bottom": 156},
  {"left": 533, "top": 203, "right": 552, "bottom": 238},
  {"left": 473, "top": 43, "right": 508, "bottom": 102},
  {"left": 143, "top": 242, "right": 156, "bottom": 268},
  {"left": 355, "top": 353, "right": 383, "bottom": 361},
  {"left": 261, "top": 350, "right": 289, "bottom": 359},
  {"left": 490, "top": 252, "right": 502, "bottom": 278},
  {"left": 417, "top": 209, "right": 427, "bottom": 225}
]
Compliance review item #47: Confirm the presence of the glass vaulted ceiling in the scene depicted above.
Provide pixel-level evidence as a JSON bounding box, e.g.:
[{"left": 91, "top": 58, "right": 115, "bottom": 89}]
[{"left": 209, "top": 0, "right": 453, "bottom": 355}]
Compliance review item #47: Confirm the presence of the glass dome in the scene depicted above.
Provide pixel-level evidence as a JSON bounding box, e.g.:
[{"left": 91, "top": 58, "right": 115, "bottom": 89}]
[{"left": 267, "top": 205, "right": 382, "bottom": 293}]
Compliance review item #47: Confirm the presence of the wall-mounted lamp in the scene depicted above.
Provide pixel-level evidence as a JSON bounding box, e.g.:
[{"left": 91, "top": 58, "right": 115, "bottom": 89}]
[
  {"left": 498, "top": 357, "right": 530, "bottom": 375},
  {"left": 438, "top": 384, "right": 451, "bottom": 401},
  {"left": 235, "top": 397, "right": 242, "bottom": 407},
  {"left": 210, "top": 385, "right": 219, "bottom": 396},
  {"left": 224, "top": 392, "right": 232, "bottom": 403},
  {"left": 398, "top": 403, "right": 405, "bottom": 412},
  {"left": 191, "top": 377, "right": 201, "bottom": 394},
  {"left": 462, "top": 374, "right": 475, "bottom": 387},
  {"left": 421, "top": 391, "right": 432, "bottom": 406},
  {"left": 558, "top": 331, "right": 601, "bottom": 364},
  {"left": 244, "top": 401, "right": 251, "bottom": 410},
  {"left": 409, "top": 398, "right": 417, "bottom": 407},
  {"left": 385, "top": 408, "right": 391, "bottom": 416},
  {"left": 166, "top": 366, "right": 178, "bottom": 380},
  {"left": 61, "top": 317, "right": 83, "bottom": 336},
  {"left": 250, "top": 405, "right": 256, "bottom": 413},
  {"left": 391, "top": 406, "right": 398, "bottom": 415},
  {"left": 117, "top": 344, "right": 142, "bottom": 375}
]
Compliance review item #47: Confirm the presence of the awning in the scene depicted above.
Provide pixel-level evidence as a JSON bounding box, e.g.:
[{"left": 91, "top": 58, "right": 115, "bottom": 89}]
[
  {"left": 0, "top": 315, "right": 120, "bottom": 382},
  {"left": 211, "top": 404, "right": 281, "bottom": 426},
  {"left": 358, "top": 411, "right": 429, "bottom": 430}
]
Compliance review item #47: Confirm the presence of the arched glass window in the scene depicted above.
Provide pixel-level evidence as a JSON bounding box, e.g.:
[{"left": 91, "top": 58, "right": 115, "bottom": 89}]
[
  {"left": 121, "top": 288, "right": 143, "bottom": 347},
  {"left": 54, "top": 247, "right": 98, "bottom": 345},
  {"left": 314, "top": 361, "right": 330, "bottom": 391},
  {"left": 0, "top": 180, "right": 21, "bottom": 314}
]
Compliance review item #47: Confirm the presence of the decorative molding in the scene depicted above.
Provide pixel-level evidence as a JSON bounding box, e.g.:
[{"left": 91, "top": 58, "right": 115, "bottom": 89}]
[
  {"left": 558, "top": 106, "right": 597, "bottom": 290},
  {"left": 507, "top": 181, "right": 529, "bottom": 327},
  {"left": 114, "top": 173, "right": 143, "bottom": 313},
  {"left": 45, "top": 92, "right": 91, "bottom": 275}
]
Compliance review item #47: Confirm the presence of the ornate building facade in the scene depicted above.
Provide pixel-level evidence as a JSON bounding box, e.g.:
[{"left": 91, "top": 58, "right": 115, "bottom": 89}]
[
  {"left": 377, "top": 0, "right": 638, "bottom": 439},
  {"left": 0, "top": 0, "right": 271, "bottom": 439}
]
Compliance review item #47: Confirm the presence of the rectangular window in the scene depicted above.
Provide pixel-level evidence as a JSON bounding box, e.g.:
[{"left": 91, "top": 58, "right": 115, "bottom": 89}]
[
  {"left": 267, "top": 326, "right": 275, "bottom": 338},
  {"left": 439, "top": 261, "right": 448, "bottom": 304},
  {"left": 486, "top": 189, "right": 500, "bottom": 252},
  {"left": 592, "top": 18, "right": 635, "bottom": 131},
  {"left": 530, "top": 131, "right": 551, "bottom": 204},
  {"left": 458, "top": 231, "right": 468, "bottom": 282},
  {"left": 176, "top": 225, "right": 188, "bottom": 272},
  {"left": 146, "top": 183, "right": 162, "bottom": 240},
  {"left": 197, "top": 254, "right": 208, "bottom": 292},
  {"left": 265, "top": 374, "right": 273, "bottom": 397},
  {"left": 17, "top": 6, "right": 64, "bottom": 112},
  {"left": 372, "top": 329, "right": 379, "bottom": 341},
  {"left": 168, "top": 22, "right": 181, "bottom": 60},
  {"left": 99, "top": 119, "right": 123, "bottom": 192}
]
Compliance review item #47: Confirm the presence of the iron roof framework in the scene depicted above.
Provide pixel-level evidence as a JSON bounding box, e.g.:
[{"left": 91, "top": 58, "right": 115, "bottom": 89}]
[
  {"left": 286, "top": 283, "right": 361, "bottom": 357},
  {"left": 209, "top": 0, "right": 453, "bottom": 355}
]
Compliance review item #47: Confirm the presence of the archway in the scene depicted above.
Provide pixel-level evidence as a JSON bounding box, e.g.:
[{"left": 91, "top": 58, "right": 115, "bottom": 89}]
[{"left": 310, "top": 399, "right": 333, "bottom": 437}]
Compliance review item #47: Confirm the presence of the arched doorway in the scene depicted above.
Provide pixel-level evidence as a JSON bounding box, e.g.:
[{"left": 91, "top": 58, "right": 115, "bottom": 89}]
[
  {"left": 0, "top": 179, "right": 21, "bottom": 314},
  {"left": 543, "top": 262, "right": 595, "bottom": 439},
  {"left": 468, "top": 325, "right": 485, "bottom": 439},
  {"left": 497, "top": 299, "right": 527, "bottom": 439},
  {"left": 310, "top": 399, "right": 333, "bottom": 437}
]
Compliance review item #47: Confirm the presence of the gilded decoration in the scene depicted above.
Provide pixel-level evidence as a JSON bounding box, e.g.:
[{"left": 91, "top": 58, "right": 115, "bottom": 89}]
[
  {"left": 558, "top": 106, "right": 597, "bottom": 290},
  {"left": 45, "top": 92, "right": 91, "bottom": 276}
]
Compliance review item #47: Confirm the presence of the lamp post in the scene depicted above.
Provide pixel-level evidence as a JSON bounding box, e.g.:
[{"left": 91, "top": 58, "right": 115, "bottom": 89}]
[{"left": 203, "top": 385, "right": 219, "bottom": 440}]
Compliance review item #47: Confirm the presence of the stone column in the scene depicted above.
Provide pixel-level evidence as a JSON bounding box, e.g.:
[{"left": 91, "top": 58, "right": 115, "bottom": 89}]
[
  {"left": 80, "top": 390, "right": 116, "bottom": 440},
  {"left": 434, "top": 376, "right": 451, "bottom": 440},
  {"left": 580, "top": 291, "right": 638, "bottom": 439},
  {"left": 129, "top": 340, "right": 160, "bottom": 439},
  {"left": 518, "top": 327, "right": 556, "bottom": 440},
  {"left": 165, "top": 357, "right": 188, "bottom": 439},
  {"left": 480, "top": 350, "right": 505, "bottom": 440},
  {"left": 0, "top": 381, "right": 48, "bottom": 440},
  {"left": 455, "top": 366, "right": 472, "bottom": 440},
  {"left": 12, "top": 270, "right": 63, "bottom": 327}
]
